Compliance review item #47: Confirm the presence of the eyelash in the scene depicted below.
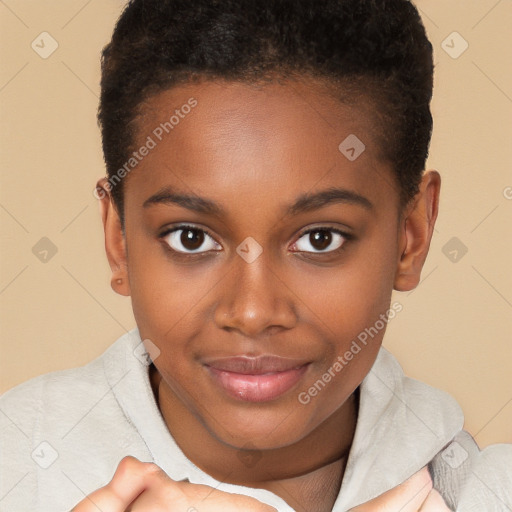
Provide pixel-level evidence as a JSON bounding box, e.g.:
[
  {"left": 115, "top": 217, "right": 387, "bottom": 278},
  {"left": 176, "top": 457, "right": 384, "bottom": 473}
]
[
  {"left": 159, "top": 224, "right": 352, "bottom": 259},
  {"left": 159, "top": 224, "right": 220, "bottom": 260},
  {"left": 294, "top": 226, "right": 352, "bottom": 253}
]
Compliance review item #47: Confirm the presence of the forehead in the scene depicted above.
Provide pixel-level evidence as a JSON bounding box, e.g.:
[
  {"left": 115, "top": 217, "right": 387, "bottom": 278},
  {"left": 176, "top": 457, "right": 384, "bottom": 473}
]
[{"left": 127, "top": 78, "right": 398, "bottom": 214}]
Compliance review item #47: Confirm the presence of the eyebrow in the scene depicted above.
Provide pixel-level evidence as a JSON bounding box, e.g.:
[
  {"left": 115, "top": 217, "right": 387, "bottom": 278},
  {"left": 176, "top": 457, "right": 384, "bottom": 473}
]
[{"left": 143, "top": 186, "right": 373, "bottom": 216}]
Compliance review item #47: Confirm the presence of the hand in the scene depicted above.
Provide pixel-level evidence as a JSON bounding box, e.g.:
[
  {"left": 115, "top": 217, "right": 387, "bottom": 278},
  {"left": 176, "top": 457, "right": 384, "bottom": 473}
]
[
  {"left": 350, "top": 466, "right": 451, "bottom": 512},
  {"left": 71, "top": 456, "right": 277, "bottom": 512}
]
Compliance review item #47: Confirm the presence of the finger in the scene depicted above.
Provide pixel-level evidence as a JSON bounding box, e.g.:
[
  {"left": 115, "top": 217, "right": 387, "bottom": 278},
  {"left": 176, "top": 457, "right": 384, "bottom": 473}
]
[
  {"left": 127, "top": 479, "right": 277, "bottom": 512},
  {"left": 394, "top": 467, "right": 433, "bottom": 512},
  {"left": 418, "top": 489, "right": 451, "bottom": 511},
  {"left": 71, "top": 456, "right": 164, "bottom": 512},
  {"left": 350, "top": 466, "right": 433, "bottom": 511}
]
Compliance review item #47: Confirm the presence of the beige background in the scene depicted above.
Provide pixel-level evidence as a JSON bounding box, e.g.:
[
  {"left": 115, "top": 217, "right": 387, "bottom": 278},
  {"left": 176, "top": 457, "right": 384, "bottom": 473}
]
[{"left": 0, "top": 1, "right": 511, "bottom": 448}]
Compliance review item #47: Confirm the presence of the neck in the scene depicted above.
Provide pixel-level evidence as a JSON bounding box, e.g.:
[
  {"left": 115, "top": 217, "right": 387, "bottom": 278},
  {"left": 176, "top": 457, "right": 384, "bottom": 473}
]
[{"left": 150, "top": 364, "right": 358, "bottom": 511}]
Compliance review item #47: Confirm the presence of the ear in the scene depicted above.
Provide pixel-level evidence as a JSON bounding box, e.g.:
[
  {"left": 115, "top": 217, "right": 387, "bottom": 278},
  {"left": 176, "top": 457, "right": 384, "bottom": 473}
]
[
  {"left": 96, "top": 178, "right": 131, "bottom": 296},
  {"left": 394, "top": 170, "right": 441, "bottom": 292}
]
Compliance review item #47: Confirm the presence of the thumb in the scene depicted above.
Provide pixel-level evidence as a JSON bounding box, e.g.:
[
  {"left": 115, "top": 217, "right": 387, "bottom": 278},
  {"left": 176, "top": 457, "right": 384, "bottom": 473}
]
[
  {"left": 419, "top": 488, "right": 451, "bottom": 511},
  {"left": 350, "top": 467, "right": 434, "bottom": 512}
]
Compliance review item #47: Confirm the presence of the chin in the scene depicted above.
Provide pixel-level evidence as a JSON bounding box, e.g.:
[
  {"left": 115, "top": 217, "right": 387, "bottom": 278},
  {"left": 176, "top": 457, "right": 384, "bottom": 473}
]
[{"left": 204, "top": 401, "right": 319, "bottom": 450}]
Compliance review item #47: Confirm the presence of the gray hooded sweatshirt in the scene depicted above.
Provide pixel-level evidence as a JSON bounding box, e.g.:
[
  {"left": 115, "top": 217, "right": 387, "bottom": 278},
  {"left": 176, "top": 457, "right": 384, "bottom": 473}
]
[{"left": 0, "top": 329, "right": 510, "bottom": 511}]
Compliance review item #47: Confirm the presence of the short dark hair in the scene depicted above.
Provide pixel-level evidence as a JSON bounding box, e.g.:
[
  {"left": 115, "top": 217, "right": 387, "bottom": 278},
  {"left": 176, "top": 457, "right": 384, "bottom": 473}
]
[{"left": 98, "top": 0, "right": 433, "bottom": 220}]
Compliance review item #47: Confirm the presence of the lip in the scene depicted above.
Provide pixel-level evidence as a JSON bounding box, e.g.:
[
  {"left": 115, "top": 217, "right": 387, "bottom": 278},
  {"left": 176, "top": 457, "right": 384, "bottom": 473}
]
[{"left": 204, "top": 356, "right": 310, "bottom": 402}]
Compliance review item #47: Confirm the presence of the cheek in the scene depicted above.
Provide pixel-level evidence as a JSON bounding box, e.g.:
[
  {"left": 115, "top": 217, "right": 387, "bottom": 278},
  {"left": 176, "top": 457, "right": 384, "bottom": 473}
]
[
  {"left": 127, "top": 219, "right": 398, "bottom": 350},
  {"left": 296, "top": 233, "right": 398, "bottom": 401},
  {"left": 126, "top": 238, "right": 221, "bottom": 345},
  {"left": 299, "top": 239, "right": 397, "bottom": 340}
]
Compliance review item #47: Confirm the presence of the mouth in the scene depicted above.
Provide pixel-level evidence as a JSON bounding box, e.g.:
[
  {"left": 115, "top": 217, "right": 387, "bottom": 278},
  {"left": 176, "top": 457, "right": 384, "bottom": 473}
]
[{"left": 203, "top": 355, "right": 310, "bottom": 403}]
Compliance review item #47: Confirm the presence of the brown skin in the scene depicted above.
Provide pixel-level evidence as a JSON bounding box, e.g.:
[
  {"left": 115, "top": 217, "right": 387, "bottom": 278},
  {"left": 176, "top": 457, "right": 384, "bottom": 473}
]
[
  {"left": 351, "top": 466, "right": 450, "bottom": 512},
  {"left": 71, "top": 456, "right": 278, "bottom": 512},
  {"left": 96, "top": 78, "right": 440, "bottom": 511}
]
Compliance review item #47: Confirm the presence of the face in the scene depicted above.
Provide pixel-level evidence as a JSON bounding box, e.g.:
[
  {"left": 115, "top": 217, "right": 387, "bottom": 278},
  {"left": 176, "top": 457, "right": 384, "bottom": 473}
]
[{"left": 100, "top": 78, "right": 438, "bottom": 457}]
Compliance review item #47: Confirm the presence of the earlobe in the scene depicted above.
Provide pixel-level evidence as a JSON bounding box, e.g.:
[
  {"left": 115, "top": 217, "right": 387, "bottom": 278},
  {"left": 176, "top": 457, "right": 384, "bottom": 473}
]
[
  {"left": 96, "top": 178, "right": 131, "bottom": 297},
  {"left": 394, "top": 171, "right": 441, "bottom": 292}
]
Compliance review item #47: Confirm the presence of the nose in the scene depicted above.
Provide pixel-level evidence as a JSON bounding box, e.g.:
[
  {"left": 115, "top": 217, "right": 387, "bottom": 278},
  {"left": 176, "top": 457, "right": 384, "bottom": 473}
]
[{"left": 213, "top": 247, "right": 298, "bottom": 337}]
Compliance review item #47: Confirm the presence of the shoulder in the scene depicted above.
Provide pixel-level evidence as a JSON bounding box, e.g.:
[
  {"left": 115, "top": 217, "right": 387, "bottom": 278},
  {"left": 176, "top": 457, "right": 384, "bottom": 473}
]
[
  {"left": 0, "top": 329, "right": 143, "bottom": 434},
  {"left": 430, "top": 430, "right": 512, "bottom": 510},
  {"left": 1, "top": 334, "right": 121, "bottom": 418},
  {"left": 0, "top": 330, "right": 150, "bottom": 510},
  {"left": 1, "top": 355, "right": 102, "bottom": 434}
]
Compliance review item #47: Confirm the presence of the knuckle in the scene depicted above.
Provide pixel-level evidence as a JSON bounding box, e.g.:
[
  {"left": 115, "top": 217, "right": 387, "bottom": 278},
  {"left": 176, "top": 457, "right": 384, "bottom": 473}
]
[
  {"left": 114, "top": 456, "right": 160, "bottom": 481},
  {"left": 115, "top": 455, "right": 140, "bottom": 475},
  {"left": 140, "top": 461, "right": 163, "bottom": 478}
]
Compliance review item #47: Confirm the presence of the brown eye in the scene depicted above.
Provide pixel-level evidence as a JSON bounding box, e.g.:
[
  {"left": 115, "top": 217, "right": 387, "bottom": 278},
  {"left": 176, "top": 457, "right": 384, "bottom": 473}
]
[
  {"left": 309, "top": 230, "right": 332, "bottom": 251},
  {"left": 163, "top": 226, "right": 221, "bottom": 254},
  {"left": 293, "top": 228, "right": 347, "bottom": 253},
  {"left": 182, "top": 228, "right": 204, "bottom": 250}
]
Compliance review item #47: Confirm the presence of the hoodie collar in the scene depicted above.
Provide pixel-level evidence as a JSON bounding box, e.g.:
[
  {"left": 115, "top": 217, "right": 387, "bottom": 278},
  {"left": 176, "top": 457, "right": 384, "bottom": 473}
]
[
  {"left": 107, "top": 330, "right": 463, "bottom": 511},
  {"left": 332, "top": 347, "right": 464, "bottom": 510}
]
